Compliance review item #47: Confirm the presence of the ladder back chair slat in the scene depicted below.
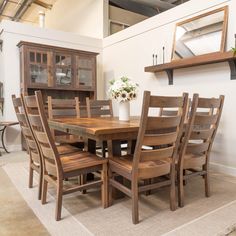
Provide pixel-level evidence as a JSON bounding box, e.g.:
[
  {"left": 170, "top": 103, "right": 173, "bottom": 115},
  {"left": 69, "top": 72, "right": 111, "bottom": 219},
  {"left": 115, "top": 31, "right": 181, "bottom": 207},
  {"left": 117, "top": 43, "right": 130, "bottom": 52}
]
[
  {"left": 11, "top": 94, "right": 42, "bottom": 200},
  {"left": 108, "top": 90, "right": 189, "bottom": 224},
  {"left": 24, "top": 91, "right": 108, "bottom": 221},
  {"left": 177, "top": 93, "right": 225, "bottom": 207}
]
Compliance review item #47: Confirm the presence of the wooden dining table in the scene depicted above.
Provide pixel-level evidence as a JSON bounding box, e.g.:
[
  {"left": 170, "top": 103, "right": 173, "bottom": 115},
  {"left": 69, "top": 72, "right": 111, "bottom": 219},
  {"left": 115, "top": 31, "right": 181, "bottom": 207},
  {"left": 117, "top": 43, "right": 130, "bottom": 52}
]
[{"left": 49, "top": 116, "right": 140, "bottom": 156}]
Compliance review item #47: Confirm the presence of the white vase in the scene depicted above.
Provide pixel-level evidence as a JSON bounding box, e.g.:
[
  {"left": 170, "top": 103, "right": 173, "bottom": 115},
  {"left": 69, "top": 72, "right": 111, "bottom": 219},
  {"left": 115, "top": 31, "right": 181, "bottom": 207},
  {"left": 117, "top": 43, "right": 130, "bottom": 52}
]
[{"left": 119, "top": 101, "right": 130, "bottom": 121}]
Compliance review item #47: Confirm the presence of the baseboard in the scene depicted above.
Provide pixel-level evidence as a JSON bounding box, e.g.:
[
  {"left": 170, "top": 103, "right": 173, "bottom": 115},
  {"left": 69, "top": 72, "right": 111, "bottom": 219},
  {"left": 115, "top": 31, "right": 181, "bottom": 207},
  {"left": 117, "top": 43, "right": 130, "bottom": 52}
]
[{"left": 210, "top": 162, "right": 236, "bottom": 177}]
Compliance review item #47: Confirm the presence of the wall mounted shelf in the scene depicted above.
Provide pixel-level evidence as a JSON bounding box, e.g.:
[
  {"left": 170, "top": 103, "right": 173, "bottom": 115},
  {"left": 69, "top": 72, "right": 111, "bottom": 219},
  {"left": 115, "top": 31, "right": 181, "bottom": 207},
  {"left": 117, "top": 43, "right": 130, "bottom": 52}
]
[{"left": 144, "top": 51, "right": 236, "bottom": 85}]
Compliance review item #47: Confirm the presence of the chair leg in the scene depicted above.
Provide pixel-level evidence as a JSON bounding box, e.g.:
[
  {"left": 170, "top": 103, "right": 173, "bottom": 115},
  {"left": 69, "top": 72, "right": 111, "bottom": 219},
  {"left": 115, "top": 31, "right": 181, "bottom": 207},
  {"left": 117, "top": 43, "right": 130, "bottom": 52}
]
[
  {"left": 101, "top": 163, "right": 108, "bottom": 208},
  {"left": 38, "top": 167, "right": 43, "bottom": 201},
  {"left": 41, "top": 177, "right": 48, "bottom": 205},
  {"left": 204, "top": 166, "right": 210, "bottom": 197},
  {"left": 29, "top": 164, "right": 33, "bottom": 188},
  {"left": 131, "top": 179, "right": 139, "bottom": 224},
  {"left": 81, "top": 174, "right": 87, "bottom": 194},
  {"left": 178, "top": 169, "right": 184, "bottom": 208},
  {"left": 55, "top": 180, "right": 63, "bottom": 221},
  {"left": 144, "top": 179, "right": 152, "bottom": 195},
  {"left": 102, "top": 141, "right": 106, "bottom": 158},
  {"left": 170, "top": 168, "right": 176, "bottom": 211},
  {"left": 108, "top": 168, "right": 113, "bottom": 207},
  {"left": 183, "top": 169, "right": 187, "bottom": 186}
]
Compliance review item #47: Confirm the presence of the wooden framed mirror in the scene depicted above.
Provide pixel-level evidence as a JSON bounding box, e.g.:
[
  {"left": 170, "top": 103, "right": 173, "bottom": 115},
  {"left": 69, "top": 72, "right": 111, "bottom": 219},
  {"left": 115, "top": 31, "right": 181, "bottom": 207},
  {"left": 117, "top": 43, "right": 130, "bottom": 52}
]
[{"left": 171, "top": 6, "right": 228, "bottom": 60}]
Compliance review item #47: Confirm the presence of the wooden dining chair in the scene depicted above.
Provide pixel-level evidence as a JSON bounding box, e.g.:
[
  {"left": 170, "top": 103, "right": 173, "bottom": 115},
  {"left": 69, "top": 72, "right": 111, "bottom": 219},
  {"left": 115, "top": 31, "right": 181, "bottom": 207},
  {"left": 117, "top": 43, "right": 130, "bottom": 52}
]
[
  {"left": 177, "top": 94, "right": 224, "bottom": 207},
  {"left": 48, "top": 96, "right": 84, "bottom": 148},
  {"left": 25, "top": 91, "right": 108, "bottom": 221},
  {"left": 159, "top": 98, "right": 191, "bottom": 123},
  {"left": 86, "top": 97, "right": 113, "bottom": 157},
  {"left": 86, "top": 97, "right": 113, "bottom": 118},
  {"left": 12, "top": 95, "right": 82, "bottom": 200},
  {"left": 108, "top": 91, "right": 189, "bottom": 224},
  {"left": 12, "top": 95, "right": 43, "bottom": 200}
]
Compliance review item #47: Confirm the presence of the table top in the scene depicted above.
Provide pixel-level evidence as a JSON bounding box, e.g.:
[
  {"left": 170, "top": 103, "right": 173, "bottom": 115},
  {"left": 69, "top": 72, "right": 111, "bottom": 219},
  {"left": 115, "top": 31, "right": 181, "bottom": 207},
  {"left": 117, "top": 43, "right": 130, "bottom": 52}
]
[{"left": 49, "top": 117, "right": 140, "bottom": 136}]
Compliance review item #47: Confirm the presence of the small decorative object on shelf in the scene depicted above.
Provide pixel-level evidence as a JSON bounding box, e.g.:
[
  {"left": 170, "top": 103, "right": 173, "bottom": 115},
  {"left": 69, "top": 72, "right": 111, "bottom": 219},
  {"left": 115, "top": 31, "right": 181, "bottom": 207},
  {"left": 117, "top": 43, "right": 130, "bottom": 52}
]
[
  {"left": 155, "top": 54, "right": 158, "bottom": 65},
  {"left": 162, "top": 46, "right": 165, "bottom": 64},
  {"left": 152, "top": 54, "right": 155, "bottom": 65},
  {"left": 108, "top": 76, "right": 139, "bottom": 121},
  {"left": 0, "top": 82, "right": 3, "bottom": 115}
]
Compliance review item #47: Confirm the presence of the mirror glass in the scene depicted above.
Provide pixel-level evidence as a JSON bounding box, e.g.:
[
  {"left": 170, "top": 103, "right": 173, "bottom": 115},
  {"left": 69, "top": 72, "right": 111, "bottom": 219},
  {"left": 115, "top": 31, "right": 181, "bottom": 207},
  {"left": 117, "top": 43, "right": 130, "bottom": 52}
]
[{"left": 172, "top": 7, "right": 228, "bottom": 60}]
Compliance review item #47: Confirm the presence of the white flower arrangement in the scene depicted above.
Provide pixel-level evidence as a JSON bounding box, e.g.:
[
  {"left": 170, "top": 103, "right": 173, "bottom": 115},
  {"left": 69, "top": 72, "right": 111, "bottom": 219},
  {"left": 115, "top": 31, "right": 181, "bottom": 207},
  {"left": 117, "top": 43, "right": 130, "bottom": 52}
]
[{"left": 108, "top": 76, "right": 139, "bottom": 103}]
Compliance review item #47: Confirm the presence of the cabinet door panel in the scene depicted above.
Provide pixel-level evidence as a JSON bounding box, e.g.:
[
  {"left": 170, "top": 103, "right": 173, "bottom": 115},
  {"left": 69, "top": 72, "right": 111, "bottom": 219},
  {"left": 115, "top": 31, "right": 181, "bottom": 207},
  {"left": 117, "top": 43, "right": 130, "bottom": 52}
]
[
  {"left": 28, "top": 49, "right": 50, "bottom": 87},
  {"left": 76, "top": 55, "right": 95, "bottom": 90},
  {"left": 54, "top": 53, "right": 73, "bottom": 88}
]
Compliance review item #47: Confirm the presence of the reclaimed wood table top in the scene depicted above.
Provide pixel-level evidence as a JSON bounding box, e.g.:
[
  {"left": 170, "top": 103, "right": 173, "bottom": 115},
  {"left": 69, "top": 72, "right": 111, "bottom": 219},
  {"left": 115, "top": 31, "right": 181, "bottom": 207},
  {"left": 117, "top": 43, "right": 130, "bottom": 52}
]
[{"left": 49, "top": 117, "right": 140, "bottom": 138}]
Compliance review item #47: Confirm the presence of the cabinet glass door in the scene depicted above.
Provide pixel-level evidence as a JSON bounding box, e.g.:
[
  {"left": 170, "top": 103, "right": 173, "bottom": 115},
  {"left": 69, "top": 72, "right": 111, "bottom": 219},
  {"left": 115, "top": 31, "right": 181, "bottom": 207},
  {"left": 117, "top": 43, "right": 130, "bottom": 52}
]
[
  {"left": 55, "top": 53, "right": 72, "bottom": 87},
  {"left": 76, "top": 56, "right": 95, "bottom": 89},
  {"left": 29, "top": 51, "right": 49, "bottom": 86}
]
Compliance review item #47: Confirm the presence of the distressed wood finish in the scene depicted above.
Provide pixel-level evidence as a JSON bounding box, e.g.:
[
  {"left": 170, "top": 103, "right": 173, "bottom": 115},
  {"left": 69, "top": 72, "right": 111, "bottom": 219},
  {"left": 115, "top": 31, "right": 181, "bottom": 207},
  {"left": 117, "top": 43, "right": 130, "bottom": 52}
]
[
  {"left": 177, "top": 94, "right": 225, "bottom": 207},
  {"left": 48, "top": 96, "right": 84, "bottom": 148},
  {"left": 108, "top": 91, "right": 188, "bottom": 224},
  {"left": 12, "top": 95, "right": 42, "bottom": 200},
  {"left": 86, "top": 97, "right": 114, "bottom": 157},
  {"left": 17, "top": 41, "right": 98, "bottom": 118},
  {"left": 49, "top": 116, "right": 140, "bottom": 157},
  {"left": 24, "top": 91, "right": 108, "bottom": 221}
]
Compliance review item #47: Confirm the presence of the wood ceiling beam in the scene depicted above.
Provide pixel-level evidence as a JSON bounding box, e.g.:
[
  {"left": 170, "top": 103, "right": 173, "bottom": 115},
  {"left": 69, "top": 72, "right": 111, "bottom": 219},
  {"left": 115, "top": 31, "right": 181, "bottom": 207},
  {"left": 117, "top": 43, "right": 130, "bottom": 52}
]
[
  {"left": 33, "top": 0, "right": 52, "bottom": 9},
  {"left": 0, "top": 0, "right": 9, "bottom": 15},
  {"left": 12, "top": 0, "right": 34, "bottom": 21}
]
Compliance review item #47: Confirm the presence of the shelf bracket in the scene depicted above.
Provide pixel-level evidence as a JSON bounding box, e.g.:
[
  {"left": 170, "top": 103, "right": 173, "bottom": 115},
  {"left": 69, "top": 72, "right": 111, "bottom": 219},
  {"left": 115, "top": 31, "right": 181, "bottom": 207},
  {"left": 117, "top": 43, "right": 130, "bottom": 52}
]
[
  {"left": 228, "top": 59, "right": 236, "bottom": 80},
  {"left": 165, "top": 69, "right": 173, "bottom": 85}
]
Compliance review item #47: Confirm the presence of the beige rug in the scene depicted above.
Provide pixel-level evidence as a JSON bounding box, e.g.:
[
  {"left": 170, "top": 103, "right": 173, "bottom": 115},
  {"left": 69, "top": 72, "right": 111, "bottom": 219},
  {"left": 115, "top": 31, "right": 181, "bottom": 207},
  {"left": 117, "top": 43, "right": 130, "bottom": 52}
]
[{"left": 3, "top": 152, "right": 236, "bottom": 236}]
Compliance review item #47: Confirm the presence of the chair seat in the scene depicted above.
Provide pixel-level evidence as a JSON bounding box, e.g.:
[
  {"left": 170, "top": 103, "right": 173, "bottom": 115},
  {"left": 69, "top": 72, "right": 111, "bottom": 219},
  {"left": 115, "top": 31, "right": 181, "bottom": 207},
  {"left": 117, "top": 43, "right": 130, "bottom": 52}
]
[
  {"left": 183, "top": 153, "right": 206, "bottom": 169},
  {"left": 61, "top": 152, "right": 107, "bottom": 173},
  {"left": 109, "top": 155, "right": 171, "bottom": 179},
  {"left": 57, "top": 144, "right": 81, "bottom": 155}
]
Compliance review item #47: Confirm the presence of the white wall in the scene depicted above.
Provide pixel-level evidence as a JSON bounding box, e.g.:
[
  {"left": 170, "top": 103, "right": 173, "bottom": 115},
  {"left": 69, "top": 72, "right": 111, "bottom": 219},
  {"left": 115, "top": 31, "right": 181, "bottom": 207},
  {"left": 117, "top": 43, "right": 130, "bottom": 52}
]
[
  {"left": 103, "top": 0, "right": 236, "bottom": 174},
  {"left": 0, "top": 20, "right": 103, "bottom": 151},
  {"left": 45, "top": 0, "right": 106, "bottom": 39}
]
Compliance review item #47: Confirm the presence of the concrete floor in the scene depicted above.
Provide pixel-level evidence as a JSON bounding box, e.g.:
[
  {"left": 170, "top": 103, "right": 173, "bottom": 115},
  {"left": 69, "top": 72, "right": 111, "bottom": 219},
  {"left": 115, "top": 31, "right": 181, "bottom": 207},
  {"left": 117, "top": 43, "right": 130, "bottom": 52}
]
[
  {"left": 1, "top": 151, "right": 236, "bottom": 236},
  {"left": 0, "top": 152, "right": 49, "bottom": 236}
]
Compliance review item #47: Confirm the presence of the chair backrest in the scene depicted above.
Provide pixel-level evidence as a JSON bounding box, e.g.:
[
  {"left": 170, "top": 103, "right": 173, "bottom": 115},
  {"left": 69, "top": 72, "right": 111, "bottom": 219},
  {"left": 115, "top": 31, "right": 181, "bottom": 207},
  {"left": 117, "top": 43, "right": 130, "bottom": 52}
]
[
  {"left": 12, "top": 94, "right": 40, "bottom": 164},
  {"left": 159, "top": 98, "right": 191, "bottom": 123},
  {"left": 24, "top": 92, "right": 62, "bottom": 178},
  {"left": 86, "top": 97, "right": 113, "bottom": 118},
  {"left": 178, "top": 94, "right": 224, "bottom": 166},
  {"left": 48, "top": 96, "right": 80, "bottom": 119},
  {"left": 132, "top": 91, "right": 189, "bottom": 177}
]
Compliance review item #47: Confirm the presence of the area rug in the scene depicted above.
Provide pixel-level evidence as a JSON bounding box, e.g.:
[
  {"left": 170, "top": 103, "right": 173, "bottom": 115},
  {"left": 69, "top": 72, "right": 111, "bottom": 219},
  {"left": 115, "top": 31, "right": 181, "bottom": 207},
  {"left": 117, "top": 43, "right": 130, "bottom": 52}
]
[{"left": 3, "top": 158, "right": 236, "bottom": 236}]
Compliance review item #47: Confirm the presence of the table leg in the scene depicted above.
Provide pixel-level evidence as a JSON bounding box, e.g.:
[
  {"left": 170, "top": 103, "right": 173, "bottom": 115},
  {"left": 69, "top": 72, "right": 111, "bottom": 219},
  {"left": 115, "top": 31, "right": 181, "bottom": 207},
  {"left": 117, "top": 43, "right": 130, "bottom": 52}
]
[{"left": 0, "top": 126, "right": 9, "bottom": 153}]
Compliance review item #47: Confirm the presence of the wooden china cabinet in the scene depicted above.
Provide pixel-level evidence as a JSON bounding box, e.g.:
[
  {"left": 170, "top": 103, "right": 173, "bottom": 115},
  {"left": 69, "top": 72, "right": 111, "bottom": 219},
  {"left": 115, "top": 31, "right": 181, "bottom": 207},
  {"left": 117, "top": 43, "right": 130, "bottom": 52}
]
[{"left": 17, "top": 41, "right": 98, "bottom": 103}]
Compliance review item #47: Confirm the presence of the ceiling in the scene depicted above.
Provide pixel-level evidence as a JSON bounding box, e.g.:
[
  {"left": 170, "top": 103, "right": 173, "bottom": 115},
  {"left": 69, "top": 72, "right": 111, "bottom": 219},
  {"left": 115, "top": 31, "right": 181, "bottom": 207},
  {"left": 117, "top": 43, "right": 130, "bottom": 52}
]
[
  {"left": 0, "top": 0, "right": 189, "bottom": 25},
  {"left": 109, "top": 0, "right": 189, "bottom": 17},
  {"left": 0, "top": 0, "right": 57, "bottom": 24}
]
